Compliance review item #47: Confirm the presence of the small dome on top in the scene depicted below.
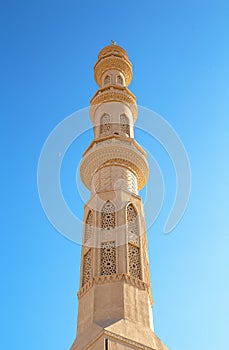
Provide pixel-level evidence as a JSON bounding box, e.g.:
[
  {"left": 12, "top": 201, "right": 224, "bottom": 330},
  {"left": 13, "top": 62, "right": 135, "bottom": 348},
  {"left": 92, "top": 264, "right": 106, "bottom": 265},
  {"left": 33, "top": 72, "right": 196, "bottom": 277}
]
[{"left": 98, "top": 42, "right": 129, "bottom": 61}]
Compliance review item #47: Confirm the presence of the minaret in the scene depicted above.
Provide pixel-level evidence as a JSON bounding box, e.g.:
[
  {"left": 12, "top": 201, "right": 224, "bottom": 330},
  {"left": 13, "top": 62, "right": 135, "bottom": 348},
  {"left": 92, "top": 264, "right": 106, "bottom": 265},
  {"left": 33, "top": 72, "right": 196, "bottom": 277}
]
[{"left": 70, "top": 43, "right": 168, "bottom": 350}]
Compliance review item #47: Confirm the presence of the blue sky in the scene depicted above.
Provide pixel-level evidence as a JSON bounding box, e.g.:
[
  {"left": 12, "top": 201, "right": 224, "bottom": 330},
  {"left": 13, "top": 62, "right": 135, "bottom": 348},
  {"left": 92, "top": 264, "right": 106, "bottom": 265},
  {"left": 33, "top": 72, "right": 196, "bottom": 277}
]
[{"left": 1, "top": 1, "right": 229, "bottom": 349}]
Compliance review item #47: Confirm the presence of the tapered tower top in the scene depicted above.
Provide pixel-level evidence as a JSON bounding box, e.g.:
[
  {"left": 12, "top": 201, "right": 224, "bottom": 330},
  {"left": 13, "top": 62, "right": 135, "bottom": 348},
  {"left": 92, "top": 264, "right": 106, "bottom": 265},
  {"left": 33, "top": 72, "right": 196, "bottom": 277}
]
[{"left": 94, "top": 42, "right": 133, "bottom": 87}]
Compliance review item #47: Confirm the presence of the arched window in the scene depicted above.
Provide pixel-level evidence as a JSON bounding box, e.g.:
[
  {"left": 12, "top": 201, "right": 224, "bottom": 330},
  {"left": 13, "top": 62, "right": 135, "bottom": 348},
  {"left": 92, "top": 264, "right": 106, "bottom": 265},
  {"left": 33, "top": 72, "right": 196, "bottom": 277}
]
[
  {"left": 100, "top": 201, "right": 116, "bottom": 276},
  {"left": 117, "top": 74, "right": 123, "bottom": 85},
  {"left": 100, "top": 113, "right": 111, "bottom": 135},
  {"left": 85, "top": 210, "right": 93, "bottom": 243},
  {"left": 127, "top": 203, "right": 141, "bottom": 279},
  {"left": 120, "top": 114, "right": 130, "bottom": 136},
  {"left": 101, "top": 201, "right": 115, "bottom": 229},
  {"left": 127, "top": 203, "right": 138, "bottom": 241},
  {"left": 104, "top": 74, "right": 111, "bottom": 85}
]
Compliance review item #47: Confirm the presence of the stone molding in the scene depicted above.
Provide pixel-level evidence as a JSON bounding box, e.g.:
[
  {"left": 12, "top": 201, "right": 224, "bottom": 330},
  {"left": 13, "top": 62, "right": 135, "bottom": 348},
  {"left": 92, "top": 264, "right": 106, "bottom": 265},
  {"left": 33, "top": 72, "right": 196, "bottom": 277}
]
[
  {"left": 98, "top": 44, "right": 129, "bottom": 61},
  {"left": 83, "top": 136, "right": 147, "bottom": 158},
  {"left": 77, "top": 273, "right": 151, "bottom": 299},
  {"left": 80, "top": 141, "right": 149, "bottom": 190},
  {"left": 76, "top": 327, "right": 166, "bottom": 350},
  {"left": 90, "top": 86, "right": 137, "bottom": 122},
  {"left": 94, "top": 56, "right": 132, "bottom": 87},
  {"left": 104, "top": 330, "right": 166, "bottom": 350}
]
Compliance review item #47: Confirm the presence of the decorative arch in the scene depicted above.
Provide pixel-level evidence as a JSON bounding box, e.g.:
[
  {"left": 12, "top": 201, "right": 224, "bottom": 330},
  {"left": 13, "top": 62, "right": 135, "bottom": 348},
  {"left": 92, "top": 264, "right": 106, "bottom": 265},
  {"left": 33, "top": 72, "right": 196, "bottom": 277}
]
[
  {"left": 100, "top": 113, "right": 111, "bottom": 135},
  {"left": 120, "top": 113, "right": 130, "bottom": 136},
  {"left": 82, "top": 249, "right": 92, "bottom": 286},
  {"left": 84, "top": 210, "right": 93, "bottom": 243},
  {"left": 127, "top": 203, "right": 141, "bottom": 280},
  {"left": 104, "top": 74, "right": 111, "bottom": 85},
  {"left": 116, "top": 74, "right": 124, "bottom": 85},
  {"left": 101, "top": 201, "right": 115, "bottom": 229},
  {"left": 127, "top": 203, "right": 138, "bottom": 240}
]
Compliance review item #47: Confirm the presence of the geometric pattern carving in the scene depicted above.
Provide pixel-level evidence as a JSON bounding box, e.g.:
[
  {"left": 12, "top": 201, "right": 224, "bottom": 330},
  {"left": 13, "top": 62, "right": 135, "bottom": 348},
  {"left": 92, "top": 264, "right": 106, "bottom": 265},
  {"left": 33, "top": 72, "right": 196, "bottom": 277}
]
[
  {"left": 100, "top": 113, "right": 111, "bottom": 135},
  {"left": 127, "top": 203, "right": 139, "bottom": 245},
  {"left": 128, "top": 243, "right": 141, "bottom": 280},
  {"left": 92, "top": 166, "right": 138, "bottom": 194},
  {"left": 127, "top": 203, "right": 141, "bottom": 279},
  {"left": 101, "top": 201, "right": 115, "bottom": 229},
  {"left": 120, "top": 114, "right": 130, "bottom": 136},
  {"left": 80, "top": 140, "right": 149, "bottom": 190},
  {"left": 82, "top": 249, "right": 92, "bottom": 286},
  {"left": 84, "top": 210, "right": 93, "bottom": 243},
  {"left": 100, "top": 241, "right": 116, "bottom": 275}
]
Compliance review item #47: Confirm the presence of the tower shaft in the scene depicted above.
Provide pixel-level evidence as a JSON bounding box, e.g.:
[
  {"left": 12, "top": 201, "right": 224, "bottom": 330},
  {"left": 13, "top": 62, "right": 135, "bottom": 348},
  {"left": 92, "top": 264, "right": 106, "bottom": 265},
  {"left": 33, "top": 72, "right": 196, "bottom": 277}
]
[{"left": 71, "top": 44, "right": 168, "bottom": 350}]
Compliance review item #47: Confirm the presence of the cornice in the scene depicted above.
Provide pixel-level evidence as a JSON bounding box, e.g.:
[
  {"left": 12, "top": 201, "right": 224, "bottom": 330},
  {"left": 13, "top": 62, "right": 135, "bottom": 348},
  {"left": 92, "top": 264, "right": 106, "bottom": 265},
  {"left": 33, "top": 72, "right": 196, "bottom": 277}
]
[
  {"left": 77, "top": 273, "right": 153, "bottom": 305},
  {"left": 82, "top": 135, "right": 146, "bottom": 158},
  {"left": 90, "top": 86, "right": 137, "bottom": 122},
  {"left": 94, "top": 55, "right": 132, "bottom": 87},
  {"left": 80, "top": 141, "right": 149, "bottom": 190}
]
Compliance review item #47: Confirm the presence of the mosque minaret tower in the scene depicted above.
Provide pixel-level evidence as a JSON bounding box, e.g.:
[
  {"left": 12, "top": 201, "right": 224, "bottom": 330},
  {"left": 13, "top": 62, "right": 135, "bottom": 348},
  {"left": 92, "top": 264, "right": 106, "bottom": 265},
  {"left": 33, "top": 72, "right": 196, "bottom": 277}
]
[{"left": 70, "top": 42, "right": 168, "bottom": 350}]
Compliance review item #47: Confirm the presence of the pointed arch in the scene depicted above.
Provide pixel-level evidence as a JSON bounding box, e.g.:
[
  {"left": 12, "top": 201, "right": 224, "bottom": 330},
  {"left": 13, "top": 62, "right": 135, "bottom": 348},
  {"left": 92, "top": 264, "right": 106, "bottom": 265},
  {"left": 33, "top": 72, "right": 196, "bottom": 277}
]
[
  {"left": 100, "top": 113, "right": 111, "bottom": 135},
  {"left": 126, "top": 203, "right": 141, "bottom": 279},
  {"left": 116, "top": 74, "right": 123, "bottom": 85},
  {"left": 104, "top": 74, "right": 111, "bottom": 85},
  {"left": 101, "top": 201, "right": 115, "bottom": 229},
  {"left": 120, "top": 113, "right": 130, "bottom": 136},
  {"left": 127, "top": 203, "right": 139, "bottom": 243},
  {"left": 84, "top": 210, "right": 93, "bottom": 243}
]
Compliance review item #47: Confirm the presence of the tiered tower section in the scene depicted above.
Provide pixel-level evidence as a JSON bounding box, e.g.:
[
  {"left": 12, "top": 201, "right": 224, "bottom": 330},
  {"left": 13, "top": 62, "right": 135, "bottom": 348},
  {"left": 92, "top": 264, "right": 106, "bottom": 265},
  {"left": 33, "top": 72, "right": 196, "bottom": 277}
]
[{"left": 71, "top": 43, "right": 168, "bottom": 350}]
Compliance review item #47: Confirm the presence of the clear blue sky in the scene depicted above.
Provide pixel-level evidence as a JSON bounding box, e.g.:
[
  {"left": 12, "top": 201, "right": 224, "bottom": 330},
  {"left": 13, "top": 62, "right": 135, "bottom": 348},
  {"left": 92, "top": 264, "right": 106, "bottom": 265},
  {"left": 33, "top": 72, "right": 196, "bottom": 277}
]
[{"left": 1, "top": 1, "right": 229, "bottom": 349}]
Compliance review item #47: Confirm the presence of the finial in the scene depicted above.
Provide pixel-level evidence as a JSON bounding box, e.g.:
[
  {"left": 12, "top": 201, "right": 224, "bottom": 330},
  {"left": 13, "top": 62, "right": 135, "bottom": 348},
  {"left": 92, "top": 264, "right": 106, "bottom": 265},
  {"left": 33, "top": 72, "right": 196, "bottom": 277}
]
[{"left": 111, "top": 40, "right": 116, "bottom": 46}]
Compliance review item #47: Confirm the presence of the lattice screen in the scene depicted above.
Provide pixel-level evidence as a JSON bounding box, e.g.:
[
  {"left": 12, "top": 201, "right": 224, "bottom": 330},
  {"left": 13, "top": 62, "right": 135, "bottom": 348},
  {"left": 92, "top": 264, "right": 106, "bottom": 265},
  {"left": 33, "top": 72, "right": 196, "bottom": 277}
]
[
  {"left": 100, "top": 241, "right": 116, "bottom": 275},
  {"left": 128, "top": 243, "right": 141, "bottom": 279},
  {"left": 127, "top": 203, "right": 141, "bottom": 279},
  {"left": 104, "top": 75, "right": 111, "bottom": 85},
  {"left": 120, "top": 114, "right": 130, "bottom": 136},
  {"left": 101, "top": 201, "right": 115, "bottom": 229},
  {"left": 84, "top": 210, "right": 93, "bottom": 243},
  {"left": 117, "top": 75, "right": 123, "bottom": 85},
  {"left": 127, "top": 203, "right": 139, "bottom": 245},
  {"left": 82, "top": 249, "right": 92, "bottom": 286},
  {"left": 100, "top": 114, "right": 111, "bottom": 135}
]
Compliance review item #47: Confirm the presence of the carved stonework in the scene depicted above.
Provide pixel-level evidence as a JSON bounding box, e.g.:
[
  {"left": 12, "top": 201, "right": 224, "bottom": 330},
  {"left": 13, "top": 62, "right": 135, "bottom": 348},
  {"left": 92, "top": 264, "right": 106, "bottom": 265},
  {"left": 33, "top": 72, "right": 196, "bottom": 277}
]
[
  {"left": 120, "top": 113, "right": 130, "bottom": 136},
  {"left": 82, "top": 249, "right": 92, "bottom": 286},
  {"left": 127, "top": 203, "right": 139, "bottom": 245},
  {"left": 128, "top": 243, "right": 142, "bottom": 280},
  {"left": 77, "top": 273, "right": 151, "bottom": 299},
  {"left": 101, "top": 201, "right": 115, "bottom": 229},
  {"left": 100, "top": 241, "right": 116, "bottom": 275},
  {"left": 90, "top": 85, "right": 137, "bottom": 122},
  {"left": 80, "top": 142, "right": 149, "bottom": 190},
  {"left": 92, "top": 166, "right": 138, "bottom": 194},
  {"left": 94, "top": 56, "right": 132, "bottom": 87},
  {"left": 84, "top": 210, "right": 93, "bottom": 243},
  {"left": 100, "top": 113, "right": 111, "bottom": 135}
]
